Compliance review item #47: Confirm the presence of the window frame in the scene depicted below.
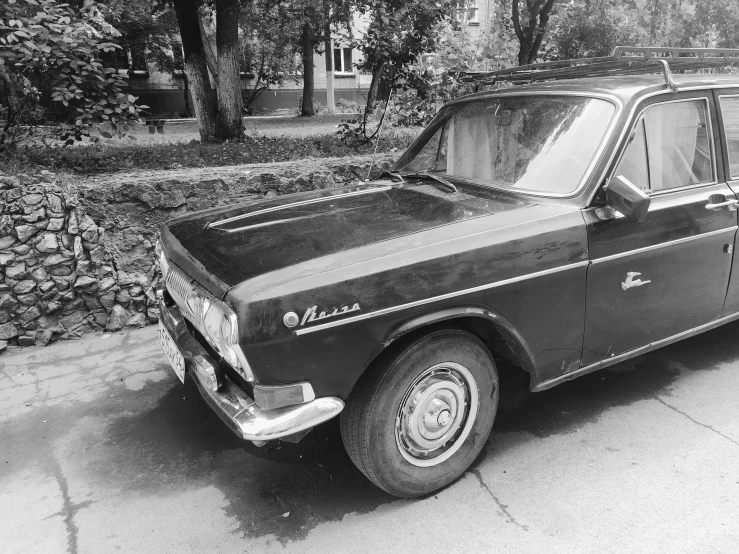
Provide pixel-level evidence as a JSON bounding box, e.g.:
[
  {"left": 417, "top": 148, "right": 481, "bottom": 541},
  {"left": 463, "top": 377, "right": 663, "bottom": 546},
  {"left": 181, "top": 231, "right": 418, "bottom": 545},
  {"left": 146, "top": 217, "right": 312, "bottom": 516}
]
[
  {"left": 608, "top": 96, "right": 717, "bottom": 197},
  {"left": 718, "top": 93, "right": 739, "bottom": 181},
  {"left": 333, "top": 47, "right": 354, "bottom": 75},
  {"left": 452, "top": 0, "right": 479, "bottom": 26},
  {"left": 394, "top": 91, "right": 623, "bottom": 198},
  {"left": 468, "top": 0, "right": 479, "bottom": 24}
]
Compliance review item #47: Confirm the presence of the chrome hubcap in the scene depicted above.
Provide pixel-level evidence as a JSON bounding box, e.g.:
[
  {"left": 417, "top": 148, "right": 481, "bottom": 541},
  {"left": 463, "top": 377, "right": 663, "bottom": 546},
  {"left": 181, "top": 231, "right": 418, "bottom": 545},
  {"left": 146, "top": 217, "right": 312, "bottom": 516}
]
[{"left": 395, "top": 362, "right": 479, "bottom": 467}]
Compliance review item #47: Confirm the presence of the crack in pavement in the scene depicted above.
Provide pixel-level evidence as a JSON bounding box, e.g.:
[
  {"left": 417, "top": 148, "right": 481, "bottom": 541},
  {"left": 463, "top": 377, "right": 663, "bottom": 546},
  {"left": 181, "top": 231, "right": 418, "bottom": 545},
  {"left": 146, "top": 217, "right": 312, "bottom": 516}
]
[
  {"left": 650, "top": 393, "right": 739, "bottom": 449},
  {"left": 47, "top": 457, "right": 94, "bottom": 554},
  {"left": 470, "top": 469, "right": 529, "bottom": 531}
]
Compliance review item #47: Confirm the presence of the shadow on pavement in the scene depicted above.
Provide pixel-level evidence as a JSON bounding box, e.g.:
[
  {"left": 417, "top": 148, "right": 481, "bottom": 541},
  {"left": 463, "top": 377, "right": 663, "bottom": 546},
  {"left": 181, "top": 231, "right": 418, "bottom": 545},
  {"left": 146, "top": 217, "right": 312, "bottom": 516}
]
[
  {"left": 491, "top": 319, "right": 739, "bottom": 450},
  {"left": 6, "top": 321, "right": 739, "bottom": 545}
]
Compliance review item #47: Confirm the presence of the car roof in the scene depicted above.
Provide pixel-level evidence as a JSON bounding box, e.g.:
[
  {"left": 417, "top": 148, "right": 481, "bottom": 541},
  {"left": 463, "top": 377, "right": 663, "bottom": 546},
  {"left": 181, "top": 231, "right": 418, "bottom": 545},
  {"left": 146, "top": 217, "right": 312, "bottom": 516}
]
[{"left": 454, "top": 73, "right": 739, "bottom": 105}]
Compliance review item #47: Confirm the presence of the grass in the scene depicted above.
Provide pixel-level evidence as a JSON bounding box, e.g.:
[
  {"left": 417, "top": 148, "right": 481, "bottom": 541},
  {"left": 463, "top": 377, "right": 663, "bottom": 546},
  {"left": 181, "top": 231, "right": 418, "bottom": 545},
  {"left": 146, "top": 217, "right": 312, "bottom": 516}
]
[{"left": 2, "top": 115, "right": 420, "bottom": 175}]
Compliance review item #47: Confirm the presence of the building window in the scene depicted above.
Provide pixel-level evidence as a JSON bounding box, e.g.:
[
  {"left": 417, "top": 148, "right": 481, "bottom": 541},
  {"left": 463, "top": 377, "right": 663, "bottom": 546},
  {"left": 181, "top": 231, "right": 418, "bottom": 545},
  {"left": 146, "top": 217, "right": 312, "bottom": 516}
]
[
  {"left": 172, "top": 43, "right": 185, "bottom": 75},
  {"left": 333, "top": 47, "right": 354, "bottom": 74},
  {"left": 454, "top": 1, "right": 479, "bottom": 25},
  {"left": 101, "top": 47, "right": 130, "bottom": 71},
  {"left": 127, "top": 45, "right": 149, "bottom": 78},
  {"left": 239, "top": 54, "right": 253, "bottom": 77}
]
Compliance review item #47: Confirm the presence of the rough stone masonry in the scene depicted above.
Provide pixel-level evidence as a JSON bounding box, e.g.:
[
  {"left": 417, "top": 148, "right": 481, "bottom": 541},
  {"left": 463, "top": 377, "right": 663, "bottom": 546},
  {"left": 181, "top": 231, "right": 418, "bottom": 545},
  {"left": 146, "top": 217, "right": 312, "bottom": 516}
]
[
  {"left": 0, "top": 171, "right": 156, "bottom": 352},
  {"left": 0, "top": 154, "right": 396, "bottom": 352}
]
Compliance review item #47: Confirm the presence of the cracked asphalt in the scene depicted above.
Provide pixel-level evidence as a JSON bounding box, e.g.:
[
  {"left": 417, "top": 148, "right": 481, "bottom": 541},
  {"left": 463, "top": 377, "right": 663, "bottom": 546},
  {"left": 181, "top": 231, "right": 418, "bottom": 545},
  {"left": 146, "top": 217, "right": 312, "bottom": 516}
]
[{"left": 1, "top": 323, "right": 738, "bottom": 554}]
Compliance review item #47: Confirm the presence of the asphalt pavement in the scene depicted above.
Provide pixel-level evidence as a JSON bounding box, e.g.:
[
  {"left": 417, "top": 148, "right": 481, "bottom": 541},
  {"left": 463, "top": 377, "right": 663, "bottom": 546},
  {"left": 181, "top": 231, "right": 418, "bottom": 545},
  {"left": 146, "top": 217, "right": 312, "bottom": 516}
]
[{"left": 1, "top": 323, "right": 738, "bottom": 554}]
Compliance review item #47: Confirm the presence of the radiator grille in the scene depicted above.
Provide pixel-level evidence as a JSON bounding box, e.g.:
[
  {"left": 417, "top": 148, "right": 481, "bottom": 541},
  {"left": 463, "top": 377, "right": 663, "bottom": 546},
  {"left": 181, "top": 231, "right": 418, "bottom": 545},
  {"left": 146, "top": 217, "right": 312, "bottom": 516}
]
[{"left": 166, "top": 264, "right": 196, "bottom": 320}]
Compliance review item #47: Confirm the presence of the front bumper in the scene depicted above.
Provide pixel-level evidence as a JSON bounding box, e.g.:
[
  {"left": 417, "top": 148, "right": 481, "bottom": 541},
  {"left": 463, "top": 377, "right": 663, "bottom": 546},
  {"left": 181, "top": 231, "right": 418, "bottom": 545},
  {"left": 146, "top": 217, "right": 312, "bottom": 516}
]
[{"left": 158, "top": 296, "right": 344, "bottom": 442}]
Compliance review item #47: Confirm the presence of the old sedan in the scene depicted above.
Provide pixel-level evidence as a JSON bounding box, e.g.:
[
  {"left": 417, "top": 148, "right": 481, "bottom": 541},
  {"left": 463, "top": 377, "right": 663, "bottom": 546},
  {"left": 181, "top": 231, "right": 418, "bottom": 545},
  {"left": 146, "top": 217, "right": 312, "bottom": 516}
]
[{"left": 156, "top": 52, "right": 739, "bottom": 497}]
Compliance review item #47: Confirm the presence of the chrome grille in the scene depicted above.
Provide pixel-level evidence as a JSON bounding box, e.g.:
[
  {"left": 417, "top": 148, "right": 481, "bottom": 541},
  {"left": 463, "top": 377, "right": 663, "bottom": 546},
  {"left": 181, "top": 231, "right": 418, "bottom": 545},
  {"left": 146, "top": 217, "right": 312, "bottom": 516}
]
[
  {"left": 166, "top": 264, "right": 196, "bottom": 321},
  {"left": 161, "top": 255, "right": 254, "bottom": 382}
]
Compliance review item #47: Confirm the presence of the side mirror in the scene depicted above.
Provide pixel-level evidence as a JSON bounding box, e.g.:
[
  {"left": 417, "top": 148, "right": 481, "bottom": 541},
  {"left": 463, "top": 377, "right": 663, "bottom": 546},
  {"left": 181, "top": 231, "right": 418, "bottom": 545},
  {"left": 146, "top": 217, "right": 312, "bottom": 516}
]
[{"left": 605, "top": 175, "right": 650, "bottom": 223}]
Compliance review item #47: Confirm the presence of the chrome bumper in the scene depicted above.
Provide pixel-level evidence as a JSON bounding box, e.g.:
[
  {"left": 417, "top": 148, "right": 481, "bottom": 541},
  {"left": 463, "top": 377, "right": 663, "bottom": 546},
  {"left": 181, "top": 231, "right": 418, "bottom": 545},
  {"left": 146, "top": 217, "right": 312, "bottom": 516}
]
[{"left": 158, "top": 297, "right": 344, "bottom": 443}]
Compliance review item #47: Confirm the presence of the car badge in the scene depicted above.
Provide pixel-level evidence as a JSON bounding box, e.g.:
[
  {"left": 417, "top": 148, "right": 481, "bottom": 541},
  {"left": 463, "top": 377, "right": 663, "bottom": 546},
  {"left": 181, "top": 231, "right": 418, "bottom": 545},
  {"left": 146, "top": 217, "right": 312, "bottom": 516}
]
[
  {"left": 300, "top": 303, "right": 361, "bottom": 326},
  {"left": 283, "top": 312, "right": 300, "bottom": 328},
  {"left": 621, "top": 271, "right": 651, "bottom": 291}
]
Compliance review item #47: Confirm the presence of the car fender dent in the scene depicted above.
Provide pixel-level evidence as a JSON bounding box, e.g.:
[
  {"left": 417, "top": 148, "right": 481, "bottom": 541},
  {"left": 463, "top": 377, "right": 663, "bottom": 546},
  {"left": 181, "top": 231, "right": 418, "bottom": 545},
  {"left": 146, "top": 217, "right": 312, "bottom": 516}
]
[{"left": 384, "top": 306, "right": 539, "bottom": 383}]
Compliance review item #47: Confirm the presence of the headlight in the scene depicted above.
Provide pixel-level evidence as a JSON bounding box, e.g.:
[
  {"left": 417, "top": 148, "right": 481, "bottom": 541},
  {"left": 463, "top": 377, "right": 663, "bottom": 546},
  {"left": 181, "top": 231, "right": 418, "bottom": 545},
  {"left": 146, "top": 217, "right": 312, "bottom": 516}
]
[
  {"left": 160, "top": 249, "right": 254, "bottom": 383},
  {"left": 186, "top": 287, "right": 253, "bottom": 382},
  {"left": 202, "top": 299, "right": 240, "bottom": 369}
]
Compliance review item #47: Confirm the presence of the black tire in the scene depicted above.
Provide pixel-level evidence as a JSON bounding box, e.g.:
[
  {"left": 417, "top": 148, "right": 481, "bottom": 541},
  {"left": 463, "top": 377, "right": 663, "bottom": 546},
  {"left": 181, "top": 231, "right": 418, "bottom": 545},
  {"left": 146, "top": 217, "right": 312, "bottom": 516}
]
[{"left": 340, "top": 328, "right": 499, "bottom": 498}]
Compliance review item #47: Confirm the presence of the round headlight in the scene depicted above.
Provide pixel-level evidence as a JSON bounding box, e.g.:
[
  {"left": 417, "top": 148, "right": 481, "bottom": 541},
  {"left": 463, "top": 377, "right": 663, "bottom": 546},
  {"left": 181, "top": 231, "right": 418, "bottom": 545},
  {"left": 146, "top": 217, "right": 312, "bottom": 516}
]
[
  {"left": 202, "top": 300, "right": 240, "bottom": 369},
  {"left": 185, "top": 288, "right": 207, "bottom": 321}
]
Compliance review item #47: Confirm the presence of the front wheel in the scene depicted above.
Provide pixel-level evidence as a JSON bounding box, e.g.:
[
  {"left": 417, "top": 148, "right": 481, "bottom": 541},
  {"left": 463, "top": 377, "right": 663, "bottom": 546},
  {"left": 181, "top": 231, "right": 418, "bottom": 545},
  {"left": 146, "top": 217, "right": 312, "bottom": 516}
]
[{"left": 340, "top": 328, "right": 499, "bottom": 498}]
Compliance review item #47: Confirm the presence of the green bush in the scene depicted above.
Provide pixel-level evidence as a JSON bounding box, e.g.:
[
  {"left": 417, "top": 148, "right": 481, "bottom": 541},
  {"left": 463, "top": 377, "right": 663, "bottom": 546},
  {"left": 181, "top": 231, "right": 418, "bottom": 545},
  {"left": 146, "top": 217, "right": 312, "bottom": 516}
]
[{"left": 0, "top": 0, "right": 146, "bottom": 149}]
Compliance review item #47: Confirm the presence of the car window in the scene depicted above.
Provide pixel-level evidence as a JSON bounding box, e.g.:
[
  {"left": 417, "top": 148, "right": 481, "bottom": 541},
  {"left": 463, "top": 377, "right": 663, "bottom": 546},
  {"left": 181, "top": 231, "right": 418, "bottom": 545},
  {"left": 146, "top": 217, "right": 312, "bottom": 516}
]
[
  {"left": 719, "top": 96, "right": 739, "bottom": 179},
  {"left": 395, "top": 95, "right": 616, "bottom": 195},
  {"left": 614, "top": 118, "right": 650, "bottom": 191},
  {"left": 400, "top": 124, "right": 444, "bottom": 173},
  {"left": 615, "top": 99, "right": 713, "bottom": 193}
]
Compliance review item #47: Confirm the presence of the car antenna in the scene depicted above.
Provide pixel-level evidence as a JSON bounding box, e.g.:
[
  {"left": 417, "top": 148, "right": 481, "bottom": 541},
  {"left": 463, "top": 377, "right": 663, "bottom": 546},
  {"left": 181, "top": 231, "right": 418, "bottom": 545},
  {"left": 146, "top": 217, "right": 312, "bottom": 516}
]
[{"left": 365, "top": 87, "right": 396, "bottom": 183}]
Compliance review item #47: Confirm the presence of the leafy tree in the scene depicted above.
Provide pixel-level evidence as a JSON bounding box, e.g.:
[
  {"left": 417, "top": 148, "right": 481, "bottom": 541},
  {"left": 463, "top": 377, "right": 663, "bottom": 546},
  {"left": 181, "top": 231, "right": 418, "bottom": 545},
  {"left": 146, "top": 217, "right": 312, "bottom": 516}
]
[
  {"left": 239, "top": 0, "right": 301, "bottom": 112},
  {"left": 549, "top": 0, "right": 739, "bottom": 60},
  {"left": 549, "top": 1, "right": 643, "bottom": 59},
  {"left": 0, "top": 0, "right": 145, "bottom": 149},
  {"left": 105, "top": 0, "right": 189, "bottom": 114},
  {"left": 510, "top": 0, "right": 557, "bottom": 65},
  {"left": 349, "top": 0, "right": 454, "bottom": 137},
  {"left": 708, "top": 0, "right": 739, "bottom": 48}
]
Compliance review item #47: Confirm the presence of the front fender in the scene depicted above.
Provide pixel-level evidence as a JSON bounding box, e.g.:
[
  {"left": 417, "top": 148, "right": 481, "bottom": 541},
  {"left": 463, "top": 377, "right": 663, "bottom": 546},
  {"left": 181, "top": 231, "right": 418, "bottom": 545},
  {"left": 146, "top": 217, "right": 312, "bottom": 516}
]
[{"left": 384, "top": 306, "right": 538, "bottom": 382}]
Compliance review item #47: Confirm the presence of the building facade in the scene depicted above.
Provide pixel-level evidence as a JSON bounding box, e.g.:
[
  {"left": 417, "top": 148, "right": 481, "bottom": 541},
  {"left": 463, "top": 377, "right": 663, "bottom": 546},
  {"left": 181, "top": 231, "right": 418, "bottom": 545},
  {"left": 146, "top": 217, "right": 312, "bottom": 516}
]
[{"left": 124, "top": 1, "right": 491, "bottom": 116}]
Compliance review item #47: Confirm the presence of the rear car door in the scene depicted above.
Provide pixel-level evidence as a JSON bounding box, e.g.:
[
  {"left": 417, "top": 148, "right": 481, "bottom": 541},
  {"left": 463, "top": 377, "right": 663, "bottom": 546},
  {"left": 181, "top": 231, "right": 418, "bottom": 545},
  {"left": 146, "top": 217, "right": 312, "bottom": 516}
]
[
  {"left": 582, "top": 91, "right": 737, "bottom": 366},
  {"left": 715, "top": 90, "right": 739, "bottom": 315}
]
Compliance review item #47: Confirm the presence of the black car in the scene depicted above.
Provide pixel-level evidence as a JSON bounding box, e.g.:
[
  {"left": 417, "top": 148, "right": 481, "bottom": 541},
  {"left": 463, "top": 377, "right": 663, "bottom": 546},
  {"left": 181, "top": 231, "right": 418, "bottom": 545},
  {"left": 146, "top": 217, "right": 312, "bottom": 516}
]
[{"left": 156, "top": 48, "right": 739, "bottom": 497}]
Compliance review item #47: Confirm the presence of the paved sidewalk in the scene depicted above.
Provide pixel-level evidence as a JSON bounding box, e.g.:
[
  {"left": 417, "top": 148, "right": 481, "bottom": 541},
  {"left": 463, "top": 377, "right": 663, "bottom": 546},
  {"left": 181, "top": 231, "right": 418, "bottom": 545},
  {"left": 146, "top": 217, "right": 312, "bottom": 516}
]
[{"left": 2, "top": 324, "right": 738, "bottom": 554}]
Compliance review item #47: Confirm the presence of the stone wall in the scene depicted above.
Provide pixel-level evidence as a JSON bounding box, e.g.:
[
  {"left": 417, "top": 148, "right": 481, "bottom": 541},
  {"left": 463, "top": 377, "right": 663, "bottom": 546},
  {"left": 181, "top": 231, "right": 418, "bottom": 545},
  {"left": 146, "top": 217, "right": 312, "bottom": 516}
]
[{"left": 0, "top": 154, "right": 396, "bottom": 351}]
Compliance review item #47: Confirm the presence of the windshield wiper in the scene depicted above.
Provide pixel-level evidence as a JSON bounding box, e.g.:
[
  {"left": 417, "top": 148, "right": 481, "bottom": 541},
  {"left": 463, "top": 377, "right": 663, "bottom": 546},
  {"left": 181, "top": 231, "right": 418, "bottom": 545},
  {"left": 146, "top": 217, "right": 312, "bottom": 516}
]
[
  {"left": 401, "top": 172, "right": 458, "bottom": 193},
  {"left": 376, "top": 170, "right": 405, "bottom": 183}
]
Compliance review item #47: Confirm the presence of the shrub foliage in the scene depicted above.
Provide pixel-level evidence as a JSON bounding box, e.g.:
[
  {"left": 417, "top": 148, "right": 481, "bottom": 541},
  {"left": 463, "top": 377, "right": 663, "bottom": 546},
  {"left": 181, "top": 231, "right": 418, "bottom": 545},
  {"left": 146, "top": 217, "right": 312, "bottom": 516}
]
[{"left": 0, "top": 0, "right": 146, "bottom": 149}]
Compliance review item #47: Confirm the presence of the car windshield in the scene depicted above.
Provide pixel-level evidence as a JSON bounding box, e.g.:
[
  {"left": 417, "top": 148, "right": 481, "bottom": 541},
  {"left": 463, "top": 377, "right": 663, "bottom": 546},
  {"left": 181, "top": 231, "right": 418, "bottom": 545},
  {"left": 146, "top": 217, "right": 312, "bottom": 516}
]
[{"left": 394, "top": 95, "right": 617, "bottom": 195}]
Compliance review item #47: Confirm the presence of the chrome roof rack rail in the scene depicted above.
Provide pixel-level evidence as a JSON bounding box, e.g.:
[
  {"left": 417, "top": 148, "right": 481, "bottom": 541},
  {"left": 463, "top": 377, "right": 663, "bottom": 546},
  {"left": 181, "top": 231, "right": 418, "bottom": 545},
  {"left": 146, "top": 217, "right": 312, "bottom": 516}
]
[{"left": 466, "top": 46, "right": 739, "bottom": 91}]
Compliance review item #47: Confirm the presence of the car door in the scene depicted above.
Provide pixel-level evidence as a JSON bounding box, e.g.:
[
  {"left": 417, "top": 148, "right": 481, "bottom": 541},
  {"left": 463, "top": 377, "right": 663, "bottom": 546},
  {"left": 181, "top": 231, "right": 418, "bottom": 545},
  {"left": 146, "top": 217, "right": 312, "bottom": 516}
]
[
  {"left": 716, "top": 90, "right": 739, "bottom": 315},
  {"left": 581, "top": 92, "right": 737, "bottom": 366}
]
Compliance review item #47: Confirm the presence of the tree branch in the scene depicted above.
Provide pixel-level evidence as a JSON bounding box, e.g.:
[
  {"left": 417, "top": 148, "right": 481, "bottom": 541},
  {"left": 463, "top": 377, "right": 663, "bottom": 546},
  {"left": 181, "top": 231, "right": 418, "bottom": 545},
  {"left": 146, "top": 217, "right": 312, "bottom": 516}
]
[
  {"left": 511, "top": 0, "right": 525, "bottom": 43},
  {"left": 529, "top": 0, "right": 556, "bottom": 63}
]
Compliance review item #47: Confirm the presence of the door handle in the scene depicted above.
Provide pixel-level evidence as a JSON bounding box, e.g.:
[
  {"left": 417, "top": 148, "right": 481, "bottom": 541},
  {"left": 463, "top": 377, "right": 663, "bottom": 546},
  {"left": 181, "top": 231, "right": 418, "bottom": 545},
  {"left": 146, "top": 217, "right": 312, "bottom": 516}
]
[{"left": 705, "top": 199, "right": 739, "bottom": 211}]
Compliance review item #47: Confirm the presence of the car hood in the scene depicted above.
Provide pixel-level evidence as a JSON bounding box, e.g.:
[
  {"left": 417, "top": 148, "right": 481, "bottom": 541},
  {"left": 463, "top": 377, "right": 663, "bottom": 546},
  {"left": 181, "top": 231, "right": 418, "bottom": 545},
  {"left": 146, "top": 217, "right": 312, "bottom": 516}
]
[{"left": 160, "top": 181, "right": 532, "bottom": 296}]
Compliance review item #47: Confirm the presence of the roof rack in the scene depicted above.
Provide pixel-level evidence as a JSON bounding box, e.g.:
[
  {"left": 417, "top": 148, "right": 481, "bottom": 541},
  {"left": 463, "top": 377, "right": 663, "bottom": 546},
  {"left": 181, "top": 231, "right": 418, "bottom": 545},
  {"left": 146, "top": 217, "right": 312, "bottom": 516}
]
[{"left": 467, "top": 47, "right": 739, "bottom": 91}]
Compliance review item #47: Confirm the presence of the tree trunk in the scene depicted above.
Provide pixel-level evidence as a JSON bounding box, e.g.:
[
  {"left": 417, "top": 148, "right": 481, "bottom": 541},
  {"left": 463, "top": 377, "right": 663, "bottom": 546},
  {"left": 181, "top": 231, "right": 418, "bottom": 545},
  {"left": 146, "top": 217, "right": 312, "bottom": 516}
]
[
  {"left": 181, "top": 72, "right": 193, "bottom": 117},
  {"left": 172, "top": 0, "right": 218, "bottom": 140},
  {"left": 301, "top": 20, "right": 315, "bottom": 116},
  {"left": 323, "top": 8, "right": 335, "bottom": 114},
  {"left": 198, "top": 6, "right": 219, "bottom": 84},
  {"left": 512, "top": 0, "right": 557, "bottom": 66},
  {"left": 366, "top": 61, "right": 385, "bottom": 111},
  {"left": 215, "top": 0, "right": 244, "bottom": 138}
]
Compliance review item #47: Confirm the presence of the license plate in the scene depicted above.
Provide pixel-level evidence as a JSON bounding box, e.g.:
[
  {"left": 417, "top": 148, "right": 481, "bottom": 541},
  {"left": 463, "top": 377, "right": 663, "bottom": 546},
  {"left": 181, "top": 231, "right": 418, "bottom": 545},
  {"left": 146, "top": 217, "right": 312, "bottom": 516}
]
[{"left": 159, "top": 322, "right": 186, "bottom": 384}]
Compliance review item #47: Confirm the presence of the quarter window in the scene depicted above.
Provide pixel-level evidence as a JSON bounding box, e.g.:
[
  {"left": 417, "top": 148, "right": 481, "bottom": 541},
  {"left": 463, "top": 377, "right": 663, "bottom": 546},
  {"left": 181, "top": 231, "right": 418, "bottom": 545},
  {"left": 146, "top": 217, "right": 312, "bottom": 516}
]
[
  {"left": 615, "top": 99, "right": 713, "bottom": 192},
  {"left": 719, "top": 96, "right": 739, "bottom": 179}
]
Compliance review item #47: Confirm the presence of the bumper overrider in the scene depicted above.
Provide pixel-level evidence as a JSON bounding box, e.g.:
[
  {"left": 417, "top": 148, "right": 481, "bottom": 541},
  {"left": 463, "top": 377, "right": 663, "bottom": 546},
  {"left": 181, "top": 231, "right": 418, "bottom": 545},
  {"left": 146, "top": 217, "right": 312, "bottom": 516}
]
[{"left": 158, "top": 295, "right": 344, "bottom": 444}]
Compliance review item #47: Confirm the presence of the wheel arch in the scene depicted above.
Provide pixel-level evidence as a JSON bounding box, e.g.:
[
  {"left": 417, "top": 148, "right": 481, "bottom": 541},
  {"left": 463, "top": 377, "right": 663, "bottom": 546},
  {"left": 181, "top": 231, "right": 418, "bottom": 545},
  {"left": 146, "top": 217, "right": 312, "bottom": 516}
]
[{"left": 382, "top": 307, "right": 538, "bottom": 384}]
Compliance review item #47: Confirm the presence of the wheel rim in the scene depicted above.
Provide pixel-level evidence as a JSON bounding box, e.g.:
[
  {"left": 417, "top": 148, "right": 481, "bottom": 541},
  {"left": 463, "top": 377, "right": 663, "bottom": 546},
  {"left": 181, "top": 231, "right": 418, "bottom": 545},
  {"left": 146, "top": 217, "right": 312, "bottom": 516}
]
[{"left": 395, "top": 362, "right": 479, "bottom": 467}]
